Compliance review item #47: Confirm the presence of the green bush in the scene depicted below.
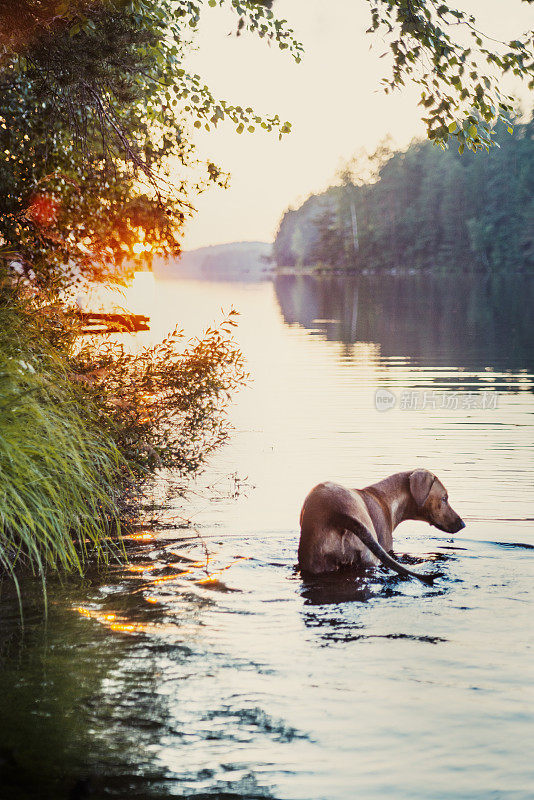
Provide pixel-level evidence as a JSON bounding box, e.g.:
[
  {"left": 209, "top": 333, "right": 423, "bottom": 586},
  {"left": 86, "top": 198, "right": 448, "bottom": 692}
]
[{"left": 73, "top": 309, "right": 248, "bottom": 476}]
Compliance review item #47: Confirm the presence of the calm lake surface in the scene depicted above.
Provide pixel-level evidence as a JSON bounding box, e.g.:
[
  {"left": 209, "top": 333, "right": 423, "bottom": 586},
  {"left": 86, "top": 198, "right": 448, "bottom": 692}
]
[{"left": 1, "top": 273, "right": 533, "bottom": 799}]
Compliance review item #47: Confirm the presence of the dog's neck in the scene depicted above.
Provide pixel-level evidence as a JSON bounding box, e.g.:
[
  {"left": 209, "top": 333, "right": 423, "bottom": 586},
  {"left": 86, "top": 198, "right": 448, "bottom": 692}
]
[{"left": 362, "top": 471, "right": 420, "bottom": 534}]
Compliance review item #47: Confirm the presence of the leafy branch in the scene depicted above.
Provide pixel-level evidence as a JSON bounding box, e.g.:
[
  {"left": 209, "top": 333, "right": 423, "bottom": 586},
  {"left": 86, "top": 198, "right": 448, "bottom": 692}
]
[{"left": 367, "top": 0, "right": 534, "bottom": 151}]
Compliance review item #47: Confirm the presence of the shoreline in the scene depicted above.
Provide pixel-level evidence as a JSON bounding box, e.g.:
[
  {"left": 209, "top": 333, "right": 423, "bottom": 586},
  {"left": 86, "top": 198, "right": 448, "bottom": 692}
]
[{"left": 273, "top": 265, "right": 534, "bottom": 277}]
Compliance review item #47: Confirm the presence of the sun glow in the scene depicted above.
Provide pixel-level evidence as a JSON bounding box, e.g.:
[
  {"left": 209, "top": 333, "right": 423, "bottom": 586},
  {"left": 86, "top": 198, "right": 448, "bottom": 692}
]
[
  {"left": 122, "top": 270, "right": 156, "bottom": 316},
  {"left": 132, "top": 240, "right": 152, "bottom": 255}
]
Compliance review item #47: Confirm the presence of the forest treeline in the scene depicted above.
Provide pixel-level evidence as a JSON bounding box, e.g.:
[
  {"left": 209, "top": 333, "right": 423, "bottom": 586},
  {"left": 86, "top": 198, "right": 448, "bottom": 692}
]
[{"left": 273, "top": 116, "right": 534, "bottom": 273}]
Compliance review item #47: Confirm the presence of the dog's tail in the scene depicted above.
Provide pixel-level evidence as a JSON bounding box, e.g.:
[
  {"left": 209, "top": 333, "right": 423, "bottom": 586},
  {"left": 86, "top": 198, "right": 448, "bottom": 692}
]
[{"left": 333, "top": 512, "right": 436, "bottom": 585}]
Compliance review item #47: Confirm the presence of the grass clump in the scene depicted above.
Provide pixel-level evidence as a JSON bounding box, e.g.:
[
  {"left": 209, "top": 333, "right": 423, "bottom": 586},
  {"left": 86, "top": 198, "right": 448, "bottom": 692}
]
[{"left": 0, "top": 279, "right": 125, "bottom": 594}]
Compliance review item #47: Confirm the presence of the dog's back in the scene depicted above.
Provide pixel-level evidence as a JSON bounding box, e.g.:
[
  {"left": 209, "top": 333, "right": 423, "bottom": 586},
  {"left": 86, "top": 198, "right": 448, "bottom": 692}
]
[{"left": 298, "top": 482, "right": 379, "bottom": 574}]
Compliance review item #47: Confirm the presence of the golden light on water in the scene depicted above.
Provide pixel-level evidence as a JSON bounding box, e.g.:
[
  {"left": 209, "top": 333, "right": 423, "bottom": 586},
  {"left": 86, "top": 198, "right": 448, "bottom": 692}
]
[
  {"left": 123, "top": 531, "right": 156, "bottom": 541},
  {"left": 70, "top": 269, "right": 156, "bottom": 322},
  {"left": 127, "top": 563, "right": 156, "bottom": 573},
  {"left": 75, "top": 605, "right": 148, "bottom": 635},
  {"left": 73, "top": 549, "right": 249, "bottom": 635},
  {"left": 196, "top": 555, "right": 250, "bottom": 585},
  {"left": 122, "top": 270, "right": 156, "bottom": 316}
]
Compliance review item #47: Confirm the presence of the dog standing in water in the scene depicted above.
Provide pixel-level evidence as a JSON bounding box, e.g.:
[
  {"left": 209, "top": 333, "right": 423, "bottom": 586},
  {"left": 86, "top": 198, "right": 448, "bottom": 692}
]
[{"left": 298, "top": 469, "right": 465, "bottom": 583}]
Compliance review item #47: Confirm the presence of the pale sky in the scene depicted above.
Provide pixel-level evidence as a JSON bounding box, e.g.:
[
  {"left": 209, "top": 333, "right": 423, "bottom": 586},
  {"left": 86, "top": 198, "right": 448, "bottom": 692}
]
[{"left": 177, "top": 0, "right": 533, "bottom": 250}]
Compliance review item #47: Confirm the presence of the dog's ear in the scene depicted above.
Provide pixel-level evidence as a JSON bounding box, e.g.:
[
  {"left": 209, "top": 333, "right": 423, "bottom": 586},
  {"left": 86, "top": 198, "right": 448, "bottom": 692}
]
[{"left": 409, "top": 469, "right": 435, "bottom": 507}]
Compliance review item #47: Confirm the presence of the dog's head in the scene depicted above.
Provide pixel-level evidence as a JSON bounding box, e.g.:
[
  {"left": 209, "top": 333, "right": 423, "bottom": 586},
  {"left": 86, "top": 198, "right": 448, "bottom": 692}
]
[{"left": 409, "top": 469, "right": 465, "bottom": 533}]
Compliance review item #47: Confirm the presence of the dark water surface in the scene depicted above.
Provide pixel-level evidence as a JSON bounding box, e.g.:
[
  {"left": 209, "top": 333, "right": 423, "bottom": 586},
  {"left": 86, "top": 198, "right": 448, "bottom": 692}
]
[{"left": 1, "top": 274, "right": 533, "bottom": 799}]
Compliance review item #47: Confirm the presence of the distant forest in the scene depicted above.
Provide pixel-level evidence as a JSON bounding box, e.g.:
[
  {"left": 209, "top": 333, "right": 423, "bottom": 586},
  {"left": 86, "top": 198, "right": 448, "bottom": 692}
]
[{"left": 273, "top": 116, "right": 534, "bottom": 273}]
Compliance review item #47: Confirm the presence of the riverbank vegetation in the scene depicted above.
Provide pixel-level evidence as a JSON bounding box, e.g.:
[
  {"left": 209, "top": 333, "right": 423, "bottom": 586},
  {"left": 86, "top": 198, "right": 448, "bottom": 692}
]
[
  {"left": 0, "top": 270, "right": 247, "bottom": 592},
  {"left": 273, "top": 115, "right": 534, "bottom": 273},
  {"left": 0, "top": 277, "right": 123, "bottom": 591},
  {"left": 1, "top": 1, "right": 533, "bottom": 589}
]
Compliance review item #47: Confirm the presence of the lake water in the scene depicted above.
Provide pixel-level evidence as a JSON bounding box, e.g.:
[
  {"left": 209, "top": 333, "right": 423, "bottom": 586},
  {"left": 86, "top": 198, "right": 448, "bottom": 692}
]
[{"left": 1, "top": 273, "right": 533, "bottom": 799}]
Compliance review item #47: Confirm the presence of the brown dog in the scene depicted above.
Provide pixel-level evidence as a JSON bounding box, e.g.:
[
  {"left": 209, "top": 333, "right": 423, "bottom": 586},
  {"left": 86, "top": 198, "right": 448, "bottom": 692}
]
[{"left": 298, "top": 469, "right": 465, "bottom": 583}]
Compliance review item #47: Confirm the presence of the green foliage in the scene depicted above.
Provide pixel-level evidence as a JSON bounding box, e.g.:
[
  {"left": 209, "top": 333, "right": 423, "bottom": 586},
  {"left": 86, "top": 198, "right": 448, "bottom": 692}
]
[
  {"left": 274, "top": 116, "right": 534, "bottom": 273},
  {"left": 0, "top": 276, "right": 125, "bottom": 594},
  {"left": 300, "top": 207, "right": 348, "bottom": 269},
  {"left": 367, "top": 0, "right": 534, "bottom": 151}
]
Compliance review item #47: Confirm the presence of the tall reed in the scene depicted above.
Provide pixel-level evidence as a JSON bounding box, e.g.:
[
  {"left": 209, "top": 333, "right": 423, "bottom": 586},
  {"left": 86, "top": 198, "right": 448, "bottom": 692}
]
[{"left": 0, "top": 280, "right": 125, "bottom": 600}]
